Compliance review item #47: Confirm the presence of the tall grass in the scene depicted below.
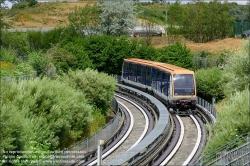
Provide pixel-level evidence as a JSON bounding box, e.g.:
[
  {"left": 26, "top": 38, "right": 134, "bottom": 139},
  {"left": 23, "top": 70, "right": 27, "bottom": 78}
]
[{"left": 204, "top": 88, "right": 249, "bottom": 153}]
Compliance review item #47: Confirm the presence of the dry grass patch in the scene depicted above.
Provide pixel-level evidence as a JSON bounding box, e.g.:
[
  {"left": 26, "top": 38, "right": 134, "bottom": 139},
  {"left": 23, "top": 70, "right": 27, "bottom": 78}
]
[
  {"left": 3, "top": 2, "right": 93, "bottom": 28},
  {"left": 150, "top": 36, "right": 244, "bottom": 54}
]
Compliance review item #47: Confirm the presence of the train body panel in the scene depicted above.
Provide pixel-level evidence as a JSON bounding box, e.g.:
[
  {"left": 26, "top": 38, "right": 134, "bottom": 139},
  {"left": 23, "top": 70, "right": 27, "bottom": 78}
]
[{"left": 121, "top": 58, "right": 197, "bottom": 113}]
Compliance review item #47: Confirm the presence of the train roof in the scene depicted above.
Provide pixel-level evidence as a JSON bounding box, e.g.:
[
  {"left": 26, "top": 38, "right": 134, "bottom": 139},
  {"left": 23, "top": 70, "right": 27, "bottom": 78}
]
[{"left": 124, "top": 58, "right": 194, "bottom": 74}]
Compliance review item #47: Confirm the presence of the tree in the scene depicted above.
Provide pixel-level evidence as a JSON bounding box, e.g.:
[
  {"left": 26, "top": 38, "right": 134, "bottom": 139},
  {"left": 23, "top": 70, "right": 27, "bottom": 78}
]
[
  {"left": 179, "top": 0, "right": 234, "bottom": 42},
  {"left": 220, "top": 41, "right": 250, "bottom": 97},
  {"left": 59, "top": 69, "right": 117, "bottom": 116},
  {"left": 68, "top": 4, "right": 100, "bottom": 36},
  {"left": 98, "top": 0, "right": 138, "bottom": 36},
  {"left": 1, "top": 30, "right": 30, "bottom": 56},
  {"left": 228, "top": 3, "right": 250, "bottom": 22},
  {"left": 156, "top": 42, "right": 194, "bottom": 70}
]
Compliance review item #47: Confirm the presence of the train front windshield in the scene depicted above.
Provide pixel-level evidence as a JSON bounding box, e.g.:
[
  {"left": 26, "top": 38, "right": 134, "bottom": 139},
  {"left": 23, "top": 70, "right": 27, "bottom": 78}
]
[{"left": 173, "top": 74, "right": 195, "bottom": 95}]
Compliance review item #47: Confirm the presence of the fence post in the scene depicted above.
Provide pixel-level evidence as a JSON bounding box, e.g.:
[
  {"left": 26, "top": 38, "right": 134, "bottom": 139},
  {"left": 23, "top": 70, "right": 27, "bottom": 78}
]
[
  {"left": 212, "top": 97, "right": 216, "bottom": 109},
  {"left": 34, "top": 71, "right": 37, "bottom": 78},
  {"left": 5, "top": 76, "right": 10, "bottom": 82},
  {"left": 97, "top": 140, "right": 104, "bottom": 166}
]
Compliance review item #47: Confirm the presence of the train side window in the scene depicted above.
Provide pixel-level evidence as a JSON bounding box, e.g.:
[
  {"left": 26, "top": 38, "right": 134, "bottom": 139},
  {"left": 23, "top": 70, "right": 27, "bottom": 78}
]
[
  {"left": 128, "top": 63, "right": 134, "bottom": 81},
  {"left": 123, "top": 62, "right": 129, "bottom": 80},
  {"left": 129, "top": 63, "right": 136, "bottom": 81},
  {"left": 156, "top": 69, "right": 162, "bottom": 93},
  {"left": 146, "top": 67, "right": 151, "bottom": 86},
  {"left": 132, "top": 63, "right": 137, "bottom": 82},
  {"left": 141, "top": 65, "right": 146, "bottom": 85},
  {"left": 162, "top": 72, "right": 170, "bottom": 96},
  {"left": 137, "top": 64, "right": 142, "bottom": 83},
  {"left": 151, "top": 68, "right": 157, "bottom": 89}
]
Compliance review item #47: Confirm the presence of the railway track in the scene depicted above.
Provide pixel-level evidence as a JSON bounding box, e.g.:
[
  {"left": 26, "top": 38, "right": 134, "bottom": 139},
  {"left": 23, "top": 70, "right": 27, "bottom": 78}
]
[
  {"left": 73, "top": 91, "right": 159, "bottom": 166},
  {"left": 102, "top": 95, "right": 155, "bottom": 165},
  {"left": 69, "top": 84, "right": 214, "bottom": 166},
  {"left": 161, "top": 115, "right": 202, "bottom": 166}
]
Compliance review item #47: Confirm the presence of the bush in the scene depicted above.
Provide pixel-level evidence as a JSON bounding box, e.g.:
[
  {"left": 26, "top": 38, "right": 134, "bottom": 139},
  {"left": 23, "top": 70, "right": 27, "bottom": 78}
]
[
  {"left": 27, "top": 31, "right": 43, "bottom": 51},
  {"left": 2, "top": 31, "right": 30, "bottom": 56},
  {"left": 12, "top": 2, "right": 28, "bottom": 9},
  {"left": 83, "top": 35, "right": 137, "bottom": 74},
  {"left": 58, "top": 69, "right": 117, "bottom": 116},
  {"left": 0, "top": 62, "right": 34, "bottom": 77},
  {"left": 28, "top": 51, "right": 51, "bottom": 76},
  {"left": 0, "top": 48, "right": 20, "bottom": 64},
  {"left": 28, "top": 0, "right": 38, "bottom": 7},
  {"left": 195, "top": 67, "right": 224, "bottom": 101},
  {"left": 37, "top": 27, "right": 66, "bottom": 50},
  {"left": 156, "top": 42, "right": 194, "bottom": 70},
  {"left": 131, "top": 41, "right": 159, "bottom": 61},
  {"left": 62, "top": 41, "right": 93, "bottom": 71},
  {"left": 0, "top": 77, "right": 93, "bottom": 153},
  {"left": 46, "top": 46, "right": 76, "bottom": 75},
  {"left": 220, "top": 41, "right": 250, "bottom": 97},
  {"left": 203, "top": 88, "right": 249, "bottom": 154}
]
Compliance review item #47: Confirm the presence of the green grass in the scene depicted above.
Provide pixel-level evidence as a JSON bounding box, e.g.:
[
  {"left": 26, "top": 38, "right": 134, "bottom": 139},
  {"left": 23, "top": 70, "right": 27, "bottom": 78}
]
[{"left": 137, "top": 3, "right": 167, "bottom": 25}]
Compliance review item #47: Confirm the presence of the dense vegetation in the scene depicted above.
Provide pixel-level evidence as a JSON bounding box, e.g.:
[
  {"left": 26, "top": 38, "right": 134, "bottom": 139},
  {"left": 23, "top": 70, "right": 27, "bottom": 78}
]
[
  {"left": 0, "top": 21, "right": 195, "bottom": 165},
  {"left": 201, "top": 41, "right": 249, "bottom": 161},
  {"left": 0, "top": 0, "right": 249, "bottom": 164}
]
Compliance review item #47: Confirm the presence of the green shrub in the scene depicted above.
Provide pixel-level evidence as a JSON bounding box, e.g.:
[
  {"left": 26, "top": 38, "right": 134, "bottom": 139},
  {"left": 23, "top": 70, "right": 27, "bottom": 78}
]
[
  {"left": 13, "top": 63, "right": 34, "bottom": 76},
  {"left": 83, "top": 35, "right": 137, "bottom": 74},
  {"left": 203, "top": 88, "right": 249, "bottom": 154},
  {"left": 12, "top": 2, "right": 28, "bottom": 9},
  {"left": 59, "top": 69, "right": 117, "bottom": 116},
  {"left": 0, "top": 48, "right": 20, "bottom": 64},
  {"left": 195, "top": 67, "right": 224, "bottom": 101},
  {"left": 220, "top": 41, "right": 249, "bottom": 97},
  {"left": 62, "top": 41, "right": 93, "bottom": 71},
  {"left": 28, "top": 51, "right": 50, "bottom": 76},
  {"left": 27, "top": 31, "right": 43, "bottom": 51},
  {"left": 131, "top": 41, "right": 159, "bottom": 61},
  {"left": 0, "top": 77, "right": 93, "bottom": 153},
  {"left": 46, "top": 46, "right": 76, "bottom": 74},
  {"left": 28, "top": 0, "right": 38, "bottom": 7},
  {"left": 2, "top": 31, "right": 30, "bottom": 56},
  {"left": 41, "top": 27, "right": 66, "bottom": 49},
  {"left": 156, "top": 42, "right": 194, "bottom": 70}
]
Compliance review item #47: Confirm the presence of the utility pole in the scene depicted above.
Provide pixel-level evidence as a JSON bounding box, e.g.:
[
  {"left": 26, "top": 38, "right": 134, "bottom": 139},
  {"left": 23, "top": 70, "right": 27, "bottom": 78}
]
[
  {"left": 97, "top": 140, "right": 104, "bottom": 166},
  {"left": 165, "top": 0, "right": 168, "bottom": 36}
]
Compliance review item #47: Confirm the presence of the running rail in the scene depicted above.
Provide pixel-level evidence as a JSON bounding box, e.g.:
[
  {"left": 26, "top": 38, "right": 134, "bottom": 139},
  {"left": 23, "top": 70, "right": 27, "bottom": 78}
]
[{"left": 108, "top": 83, "right": 171, "bottom": 166}]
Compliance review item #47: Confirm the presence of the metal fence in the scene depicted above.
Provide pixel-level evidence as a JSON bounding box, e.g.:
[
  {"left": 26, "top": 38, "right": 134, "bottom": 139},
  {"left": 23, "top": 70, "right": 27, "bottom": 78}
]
[
  {"left": 53, "top": 98, "right": 120, "bottom": 164},
  {"left": 194, "top": 134, "right": 250, "bottom": 166},
  {"left": 196, "top": 96, "right": 217, "bottom": 118},
  {"left": 2, "top": 71, "right": 37, "bottom": 81},
  {"left": 234, "top": 21, "right": 250, "bottom": 37}
]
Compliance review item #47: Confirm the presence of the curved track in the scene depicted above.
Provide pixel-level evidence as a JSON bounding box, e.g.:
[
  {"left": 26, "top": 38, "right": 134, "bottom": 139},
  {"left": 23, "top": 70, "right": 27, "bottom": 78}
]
[
  {"left": 161, "top": 115, "right": 201, "bottom": 166},
  {"left": 73, "top": 85, "right": 211, "bottom": 166},
  {"left": 76, "top": 94, "right": 156, "bottom": 166},
  {"left": 101, "top": 96, "right": 151, "bottom": 165}
]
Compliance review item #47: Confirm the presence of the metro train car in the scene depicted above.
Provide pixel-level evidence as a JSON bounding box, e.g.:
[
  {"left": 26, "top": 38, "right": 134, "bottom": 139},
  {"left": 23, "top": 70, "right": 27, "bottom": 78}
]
[{"left": 121, "top": 58, "right": 197, "bottom": 114}]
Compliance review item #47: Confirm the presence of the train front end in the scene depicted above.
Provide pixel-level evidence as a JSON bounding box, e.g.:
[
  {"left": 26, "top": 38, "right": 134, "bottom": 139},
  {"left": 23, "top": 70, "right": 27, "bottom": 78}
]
[{"left": 169, "top": 73, "right": 197, "bottom": 114}]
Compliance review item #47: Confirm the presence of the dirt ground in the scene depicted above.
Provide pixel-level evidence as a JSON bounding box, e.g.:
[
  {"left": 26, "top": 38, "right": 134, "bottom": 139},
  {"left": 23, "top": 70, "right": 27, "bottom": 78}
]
[
  {"left": 150, "top": 36, "right": 247, "bottom": 53},
  {"left": 185, "top": 38, "right": 247, "bottom": 53}
]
